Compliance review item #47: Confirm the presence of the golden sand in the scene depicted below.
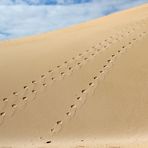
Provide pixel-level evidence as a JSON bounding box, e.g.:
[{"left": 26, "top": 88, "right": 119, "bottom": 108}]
[{"left": 0, "top": 4, "right": 148, "bottom": 148}]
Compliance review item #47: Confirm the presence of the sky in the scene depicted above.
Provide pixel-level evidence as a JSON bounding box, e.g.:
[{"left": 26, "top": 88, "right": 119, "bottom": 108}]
[{"left": 0, "top": 0, "right": 148, "bottom": 40}]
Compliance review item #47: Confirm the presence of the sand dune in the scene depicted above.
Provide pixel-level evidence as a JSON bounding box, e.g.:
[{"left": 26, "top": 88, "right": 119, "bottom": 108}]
[{"left": 0, "top": 4, "right": 148, "bottom": 148}]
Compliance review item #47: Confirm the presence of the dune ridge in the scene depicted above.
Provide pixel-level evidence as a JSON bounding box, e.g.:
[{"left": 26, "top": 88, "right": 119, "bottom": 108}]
[{"left": 0, "top": 4, "right": 148, "bottom": 147}]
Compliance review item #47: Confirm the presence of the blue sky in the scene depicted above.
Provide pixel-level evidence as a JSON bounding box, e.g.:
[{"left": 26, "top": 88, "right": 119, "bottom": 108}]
[{"left": 0, "top": 0, "right": 148, "bottom": 40}]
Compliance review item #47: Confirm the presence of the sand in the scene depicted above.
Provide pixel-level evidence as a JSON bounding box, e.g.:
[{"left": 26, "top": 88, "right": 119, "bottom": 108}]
[{"left": 0, "top": 3, "right": 148, "bottom": 148}]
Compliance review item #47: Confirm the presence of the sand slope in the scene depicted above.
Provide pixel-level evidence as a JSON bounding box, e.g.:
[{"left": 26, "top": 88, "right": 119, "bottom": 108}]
[{"left": 0, "top": 4, "right": 148, "bottom": 148}]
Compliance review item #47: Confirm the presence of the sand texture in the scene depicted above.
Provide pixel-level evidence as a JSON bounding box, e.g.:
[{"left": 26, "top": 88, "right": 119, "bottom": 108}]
[{"left": 0, "top": 4, "right": 148, "bottom": 148}]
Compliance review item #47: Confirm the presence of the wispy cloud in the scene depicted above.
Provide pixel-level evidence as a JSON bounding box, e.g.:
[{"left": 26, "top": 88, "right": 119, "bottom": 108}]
[
  {"left": 0, "top": 0, "right": 92, "bottom": 5},
  {"left": 0, "top": 0, "right": 147, "bottom": 40}
]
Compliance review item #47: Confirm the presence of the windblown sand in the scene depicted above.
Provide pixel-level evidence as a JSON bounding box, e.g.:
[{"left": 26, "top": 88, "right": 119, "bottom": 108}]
[{"left": 0, "top": 4, "right": 148, "bottom": 148}]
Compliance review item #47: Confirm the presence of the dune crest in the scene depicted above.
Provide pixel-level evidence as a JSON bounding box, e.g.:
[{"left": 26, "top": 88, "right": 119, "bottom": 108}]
[{"left": 0, "top": 4, "right": 148, "bottom": 148}]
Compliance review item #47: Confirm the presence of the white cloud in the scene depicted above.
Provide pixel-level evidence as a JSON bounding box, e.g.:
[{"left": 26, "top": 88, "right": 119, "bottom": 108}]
[
  {"left": 0, "top": 0, "right": 147, "bottom": 40},
  {"left": 0, "top": 0, "right": 93, "bottom": 5}
]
